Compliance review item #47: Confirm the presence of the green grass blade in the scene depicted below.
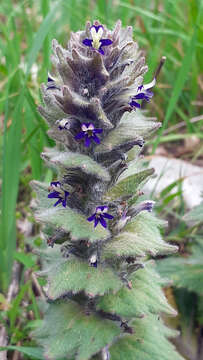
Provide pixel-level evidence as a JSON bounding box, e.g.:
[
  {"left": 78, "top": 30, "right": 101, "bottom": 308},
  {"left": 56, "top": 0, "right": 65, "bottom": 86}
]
[
  {"left": 1, "top": 85, "right": 24, "bottom": 291},
  {"left": 152, "top": 2, "right": 202, "bottom": 151},
  {"left": 0, "top": 346, "right": 44, "bottom": 360},
  {"left": 25, "top": 1, "right": 60, "bottom": 77}
]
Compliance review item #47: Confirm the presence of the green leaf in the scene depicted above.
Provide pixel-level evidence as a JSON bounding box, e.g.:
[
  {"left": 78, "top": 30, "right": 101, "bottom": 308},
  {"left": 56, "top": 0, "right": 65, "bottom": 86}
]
[
  {"left": 41, "top": 148, "right": 110, "bottom": 182},
  {"left": 157, "top": 244, "right": 203, "bottom": 296},
  {"left": 183, "top": 203, "right": 203, "bottom": 225},
  {"left": 31, "top": 180, "right": 57, "bottom": 211},
  {"left": 35, "top": 207, "right": 110, "bottom": 243},
  {"left": 97, "top": 263, "right": 176, "bottom": 318},
  {"left": 96, "top": 110, "right": 161, "bottom": 152},
  {"left": 103, "top": 212, "right": 176, "bottom": 258},
  {"left": 14, "top": 251, "right": 37, "bottom": 269},
  {"left": 106, "top": 168, "right": 154, "bottom": 201},
  {"left": 109, "top": 314, "right": 183, "bottom": 360},
  {"left": 45, "top": 258, "right": 123, "bottom": 300},
  {"left": 0, "top": 346, "right": 44, "bottom": 360},
  {"left": 33, "top": 300, "right": 121, "bottom": 360}
]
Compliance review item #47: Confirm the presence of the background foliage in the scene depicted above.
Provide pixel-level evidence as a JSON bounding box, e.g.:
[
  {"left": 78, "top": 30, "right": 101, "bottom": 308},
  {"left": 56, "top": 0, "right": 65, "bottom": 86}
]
[{"left": 0, "top": 0, "right": 202, "bottom": 359}]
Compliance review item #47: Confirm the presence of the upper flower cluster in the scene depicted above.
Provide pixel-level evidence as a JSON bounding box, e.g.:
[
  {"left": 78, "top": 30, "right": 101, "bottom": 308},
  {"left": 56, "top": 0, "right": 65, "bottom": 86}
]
[{"left": 45, "top": 21, "right": 157, "bottom": 230}]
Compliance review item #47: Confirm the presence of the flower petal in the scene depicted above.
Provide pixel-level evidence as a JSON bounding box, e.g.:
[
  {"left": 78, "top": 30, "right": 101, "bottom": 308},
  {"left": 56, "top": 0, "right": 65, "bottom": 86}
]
[
  {"left": 146, "top": 90, "right": 154, "bottom": 98},
  {"left": 94, "top": 218, "right": 99, "bottom": 227},
  {"left": 103, "top": 213, "right": 114, "bottom": 220},
  {"left": 84, "top": 136, "right": 91, "bottom": 147},
  {"left": 83, "top": 39, "right": 93, "bottom": 47},
  {"left": 87, "top": 214, "right": 96, "bottom": 222},
  {"left": 62, "top": 199, "right": 67, "bottom": 207},
  {"left": 92, "top": 134, "right": 100, "bottom": 144},
  {"left": 75, "top": 131, "right": 85, "bottom": 140},
  {"left": 129, "top": 100, "right": 141, "bottom": 108},
  {"left": 88, "top": 123, "right": 95, "bottom": 130},
  {"left": 143, "top": 77, "right": 156, "bottom": 90},
  {"left": 94, "top": 128, "right": 103, "bottom": 134},
  {"left": 81, "top": 123, "right": 89, "bottom": 131},
  {"left": 91, "top": 25, "right": 104, "bottom": 33},
  {"left": 135, "top": 93, "right": 146, "bottom": 100},
  {"left": 97, "top": 206, "right": 105, "bottom": 212},
  {"left": 100, "top": 39, "right": 113, "bottom": 46},
  {"left": 99, "top": 216, "right": 107, "bottom": 228},
  {"left": 138, "top": 85, "right": 143, "bottom": 91},
  {"left": 98, "top": 48, "right": 105, "bottom": 55},
  {"left": 48, "top": 191, "right": 60, "bottom": 199},
  {"left": 54, "top": 199, "right": 62, "bottom": 207}
]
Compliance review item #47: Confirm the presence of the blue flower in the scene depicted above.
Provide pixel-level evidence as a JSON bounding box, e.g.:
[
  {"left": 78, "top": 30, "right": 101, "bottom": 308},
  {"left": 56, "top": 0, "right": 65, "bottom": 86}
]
[
  {"left": 129, "top": 78, "right": 156, "bottom": 109},
  {"left": 87, "top": 206, "right": 114, "bottom": 228},
  {"left": 48, "top": 181, "right": 69, "bottom": 207},
  {"left": 75, "top": 123, "right": 103, "bottom": 147},
  {"left": 83, "top": 24, "right": 113, "bottom": 55}
]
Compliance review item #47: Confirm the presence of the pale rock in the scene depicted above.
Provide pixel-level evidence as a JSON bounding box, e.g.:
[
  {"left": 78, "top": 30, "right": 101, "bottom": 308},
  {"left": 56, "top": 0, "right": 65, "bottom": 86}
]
[{"left": 143, "top": 156, "right": 203, "bottom": 209}]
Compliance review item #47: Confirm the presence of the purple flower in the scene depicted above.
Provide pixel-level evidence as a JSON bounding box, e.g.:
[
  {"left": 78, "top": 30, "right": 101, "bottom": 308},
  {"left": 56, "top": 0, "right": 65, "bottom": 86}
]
[
  {"left": 129, "top": 78, "right": 156, "bottom": 109},
  {"left": 74, "top": 123, "right": 103, "bottom": 147},
  {"left": 127, "top": 200, "right": 155, "bottom": 217},
  {"left": 83, "top": 25, "right": 113, "bottom": 55},
  {"left": 87, "top": 206, "right": 114, "bottom": 228},
  {"left": 48, "top": 181, "right": 69, "bottom": 207}
]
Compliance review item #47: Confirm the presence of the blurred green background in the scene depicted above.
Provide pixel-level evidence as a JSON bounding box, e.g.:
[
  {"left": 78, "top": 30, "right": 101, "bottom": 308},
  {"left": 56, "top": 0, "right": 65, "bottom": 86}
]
[{"left": 0, "top": 0, "right": 203, "bottom": 358}]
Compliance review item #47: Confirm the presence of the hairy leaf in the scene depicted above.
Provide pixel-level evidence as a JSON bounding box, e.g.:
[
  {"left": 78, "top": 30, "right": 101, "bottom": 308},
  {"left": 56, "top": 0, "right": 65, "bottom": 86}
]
[
  {"left": 33, "top": 300, "right": 121, "bottom": 360},
  {"left": 41, "top": 148, "right": 110, "bottom": 182},
  {"left": 157, "top": 240, "right": 203, "bottom": 295},
  {"left": 109, "top": 315, "right": 183, "bottom": 360},
  {"left": 103, "top": 212, "right": 176, "bottom": 258},
  {"left": 45, "top": 258, "right": 123, "bottom": 299},
  {"left": 183, "top": 202, "right": 203, "bottom": 225},
  {"left": 96, "top": 110, "right": 161, "bottom": 152},
  {"left": 36, "top": 207, "right": 110, "bottom": 243},
  {"left": 106, "top": 168, "right": 154, "bottom": 200},
  {"left": 97, "top": 263, "right": 176, "bottom": 318}
]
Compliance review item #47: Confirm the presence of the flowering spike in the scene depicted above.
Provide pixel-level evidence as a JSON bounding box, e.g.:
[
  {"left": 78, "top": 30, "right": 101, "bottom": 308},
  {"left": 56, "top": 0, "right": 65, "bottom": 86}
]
[{"left": 32, "top": 20, "right": 181, "bottom": 360}]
